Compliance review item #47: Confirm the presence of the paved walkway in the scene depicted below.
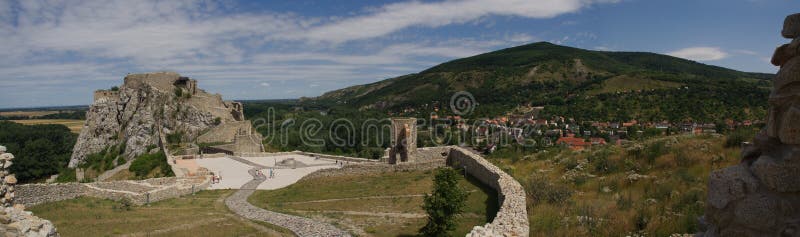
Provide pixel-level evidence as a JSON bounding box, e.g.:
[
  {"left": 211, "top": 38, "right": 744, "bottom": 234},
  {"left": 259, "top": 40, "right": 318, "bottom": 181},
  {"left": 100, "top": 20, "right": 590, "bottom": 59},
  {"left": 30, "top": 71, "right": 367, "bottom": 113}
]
[{"left": 225, "top": 168, "right": 351, "bottom": 237}]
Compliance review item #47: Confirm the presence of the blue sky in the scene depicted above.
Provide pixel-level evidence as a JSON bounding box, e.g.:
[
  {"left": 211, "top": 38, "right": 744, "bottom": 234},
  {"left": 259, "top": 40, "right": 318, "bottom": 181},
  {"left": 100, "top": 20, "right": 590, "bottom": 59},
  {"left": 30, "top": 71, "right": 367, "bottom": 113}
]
[{"left": 0, "top": 0, "right": 797, "bottom": 108}]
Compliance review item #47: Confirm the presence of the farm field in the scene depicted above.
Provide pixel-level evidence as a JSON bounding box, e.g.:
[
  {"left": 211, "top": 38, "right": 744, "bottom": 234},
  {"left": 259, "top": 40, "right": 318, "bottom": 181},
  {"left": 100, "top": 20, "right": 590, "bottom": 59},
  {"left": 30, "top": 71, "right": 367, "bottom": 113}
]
[{"left": 10, "top": 119, "right": 84, "bottom": 133}]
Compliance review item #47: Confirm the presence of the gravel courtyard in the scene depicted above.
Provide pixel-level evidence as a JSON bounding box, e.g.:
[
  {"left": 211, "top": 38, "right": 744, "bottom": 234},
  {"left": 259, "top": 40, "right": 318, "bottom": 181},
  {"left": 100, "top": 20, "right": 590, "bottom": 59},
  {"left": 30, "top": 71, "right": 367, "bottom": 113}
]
[{"left": 194, "top": 154, "right": 341, "bottom": 190}]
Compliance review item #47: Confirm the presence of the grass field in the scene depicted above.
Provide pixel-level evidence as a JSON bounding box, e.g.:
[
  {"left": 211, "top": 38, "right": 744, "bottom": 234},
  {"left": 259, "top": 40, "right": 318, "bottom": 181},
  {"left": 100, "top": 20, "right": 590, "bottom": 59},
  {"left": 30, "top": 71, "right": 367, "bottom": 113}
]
[
  {"left": 10, "top": 119, "right": 84, "bottom": 133},
  {"left": 29, "top": 190, "right": 293, "bottom": 237},
  {"left": 249, "top": 169, "right": 499, "bottom": 237}
]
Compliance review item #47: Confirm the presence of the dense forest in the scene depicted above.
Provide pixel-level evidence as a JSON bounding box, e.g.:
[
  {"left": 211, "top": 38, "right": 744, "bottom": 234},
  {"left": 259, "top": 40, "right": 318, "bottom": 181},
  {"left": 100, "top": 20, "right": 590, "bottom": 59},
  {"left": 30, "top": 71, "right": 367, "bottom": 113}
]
[{"left": 0, "top": 121, "right": 77, "bottom": 183}]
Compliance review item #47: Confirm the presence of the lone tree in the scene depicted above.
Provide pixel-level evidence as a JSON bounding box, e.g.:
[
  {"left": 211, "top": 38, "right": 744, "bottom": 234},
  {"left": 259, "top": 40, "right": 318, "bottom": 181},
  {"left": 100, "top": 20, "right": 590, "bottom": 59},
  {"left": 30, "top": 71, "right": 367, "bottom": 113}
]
[{"left": 420, "top": 168, "right": 469, "bottom": 236}]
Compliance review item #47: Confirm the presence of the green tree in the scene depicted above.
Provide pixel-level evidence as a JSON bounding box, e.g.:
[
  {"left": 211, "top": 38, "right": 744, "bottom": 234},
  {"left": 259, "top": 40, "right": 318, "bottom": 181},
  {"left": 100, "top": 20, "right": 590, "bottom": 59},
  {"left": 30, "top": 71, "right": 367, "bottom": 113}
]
[{"left": 420, "top": 168, "right": 469, "bottom": 236}]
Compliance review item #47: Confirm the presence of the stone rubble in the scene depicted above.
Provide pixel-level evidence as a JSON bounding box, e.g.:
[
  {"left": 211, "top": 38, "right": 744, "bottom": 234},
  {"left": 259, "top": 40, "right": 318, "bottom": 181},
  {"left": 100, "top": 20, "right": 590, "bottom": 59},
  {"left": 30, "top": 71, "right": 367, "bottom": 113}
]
[{"left": 0, "top": 146, "right": 59, "bottom": 237}]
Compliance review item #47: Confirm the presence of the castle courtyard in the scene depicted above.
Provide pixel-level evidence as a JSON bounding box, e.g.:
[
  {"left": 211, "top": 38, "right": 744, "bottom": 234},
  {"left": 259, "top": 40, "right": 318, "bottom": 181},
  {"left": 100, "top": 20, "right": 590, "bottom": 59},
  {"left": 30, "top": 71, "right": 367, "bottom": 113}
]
[{"left": 182, "top": 154, "right": 341, "bottom": 190}]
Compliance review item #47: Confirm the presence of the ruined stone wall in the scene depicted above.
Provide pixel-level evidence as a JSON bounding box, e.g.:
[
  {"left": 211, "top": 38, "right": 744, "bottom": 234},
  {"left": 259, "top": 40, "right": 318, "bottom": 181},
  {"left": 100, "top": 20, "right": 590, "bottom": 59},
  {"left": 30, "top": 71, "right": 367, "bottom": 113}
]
[
  {"left": 16, "top": 176, "right": 211, "bottom": 207},
  {"left": 93, "top": 89, "right": 119, "bottom": 102},
  {"left": 698, "top": 13, "right": 800, "bottom": 237},
  {"left": 446, "top": 147, "right": 529, "bottom": 237},
  {"left": 235, "top": 151, "right": 380, "bottom": 163},
  {"left": 389, "top": 118, "right": 417, "bottom": 164},
  {"left": 302, "top": 159, "right": 445, "bottom": 180},
  {"left": 415, "top": 146, "right": 452, "bottom": 161},
  {"left": 0, "top": 146, "right": 60, "bottom": 236}
]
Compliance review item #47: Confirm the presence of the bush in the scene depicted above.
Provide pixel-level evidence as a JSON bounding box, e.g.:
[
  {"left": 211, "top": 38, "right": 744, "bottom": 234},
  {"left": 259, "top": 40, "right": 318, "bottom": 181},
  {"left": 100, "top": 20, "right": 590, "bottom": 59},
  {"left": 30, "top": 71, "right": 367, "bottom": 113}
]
[
  {"left": 525, "top": 174, "right": 573, "bottom": 205},
  {"left": 128, "top": 151, "right": 173, "bottom": 178},
  {"left": 166, "top": 132, "right": 183, "bottom": 144},
  {"left": 644, "top": 142, "right": 667, "bottom": 164},
  {"left": 725, "top": 127, "right": 757, "bottom": 148},
  {"left": 174, "top": 87, "right": 183, "bottom": 97},
  {"left": 112, "top": 198, "right": 133, "bottom": 211},
  {"left": 55, "top": 168, "right": 77, "bottom": 183}
]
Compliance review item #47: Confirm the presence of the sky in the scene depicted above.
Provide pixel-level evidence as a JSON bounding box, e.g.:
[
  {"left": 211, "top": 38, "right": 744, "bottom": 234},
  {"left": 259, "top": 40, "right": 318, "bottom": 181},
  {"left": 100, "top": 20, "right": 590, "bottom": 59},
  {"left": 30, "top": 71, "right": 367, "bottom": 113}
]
[{"left": 0, "top": 0, "right": 797, "bottom": 108}]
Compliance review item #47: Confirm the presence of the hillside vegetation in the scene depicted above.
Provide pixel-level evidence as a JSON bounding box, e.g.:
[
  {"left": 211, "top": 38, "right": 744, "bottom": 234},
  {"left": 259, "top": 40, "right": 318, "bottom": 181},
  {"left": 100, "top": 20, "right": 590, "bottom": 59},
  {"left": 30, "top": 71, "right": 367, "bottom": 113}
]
[
  {"left": 486, "top": 133, "right": 751, "bottom": 236},
  {"left": 311, "top": 42, "right": 771, "bottom": 121}
]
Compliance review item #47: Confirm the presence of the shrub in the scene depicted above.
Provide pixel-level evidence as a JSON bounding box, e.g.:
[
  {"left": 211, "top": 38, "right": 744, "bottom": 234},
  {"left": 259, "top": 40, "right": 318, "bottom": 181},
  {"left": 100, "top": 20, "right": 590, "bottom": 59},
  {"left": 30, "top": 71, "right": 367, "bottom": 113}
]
[
  {"left": 563, "top": 157, "right": 579, "bottom": 171},
  {"left": 112, "top": 198, "right": 133, "bottom": 211},
  {"left": 128, "top": 151, "right": 173, "bottom": 178},
  {"left": 644, "top": 142, "right": 667, "bottom": 164},
  {"left": 525, "top": 174, "right": 573, "bottom": 205},
  {"left": 166, "top": 132, "right": 183, "bottom": 144},
  {"left": 174, "top": 87, "right": 183, "bottom": 97},
  {"left": 725, "top": 127, "right": 757, "bottom": 148},
  {"left": 420, "top": 168, "right": 469, "bottom": 236}
]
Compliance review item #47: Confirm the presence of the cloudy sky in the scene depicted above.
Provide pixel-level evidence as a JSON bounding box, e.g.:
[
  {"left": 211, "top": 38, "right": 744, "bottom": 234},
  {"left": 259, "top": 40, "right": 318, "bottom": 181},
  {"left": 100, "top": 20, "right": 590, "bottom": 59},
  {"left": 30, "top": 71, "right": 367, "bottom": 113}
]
[{"left": 0, "top": 0, "right": 796, "bottom": 108}]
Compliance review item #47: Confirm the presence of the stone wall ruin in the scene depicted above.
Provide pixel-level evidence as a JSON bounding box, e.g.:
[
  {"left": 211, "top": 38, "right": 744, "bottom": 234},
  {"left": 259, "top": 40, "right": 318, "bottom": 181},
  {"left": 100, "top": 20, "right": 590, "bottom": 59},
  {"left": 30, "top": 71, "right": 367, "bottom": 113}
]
[
  {"left": 698, "top": 13, "right": 800, "bottom": 237},
  {"left": 0, "top": 145, "right": 59, "bottom": 237}
]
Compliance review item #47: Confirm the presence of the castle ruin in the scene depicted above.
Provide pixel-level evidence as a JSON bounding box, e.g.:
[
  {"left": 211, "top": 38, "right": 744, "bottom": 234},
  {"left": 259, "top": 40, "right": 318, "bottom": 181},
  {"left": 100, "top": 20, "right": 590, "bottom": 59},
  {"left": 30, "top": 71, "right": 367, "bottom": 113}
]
[{"left": 388, "top": 118, "right": 417, "bottom": 164}]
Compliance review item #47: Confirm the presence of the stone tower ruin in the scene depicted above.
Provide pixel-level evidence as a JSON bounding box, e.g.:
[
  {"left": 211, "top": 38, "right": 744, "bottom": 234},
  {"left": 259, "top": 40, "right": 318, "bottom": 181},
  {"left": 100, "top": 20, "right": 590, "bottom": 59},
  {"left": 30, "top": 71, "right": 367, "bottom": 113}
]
[
  {"left": 698, "top": 13, "right": 800, "bottom": 237},
  {"left": 388, "top": 118, "right": 417, "bottom": 164}
]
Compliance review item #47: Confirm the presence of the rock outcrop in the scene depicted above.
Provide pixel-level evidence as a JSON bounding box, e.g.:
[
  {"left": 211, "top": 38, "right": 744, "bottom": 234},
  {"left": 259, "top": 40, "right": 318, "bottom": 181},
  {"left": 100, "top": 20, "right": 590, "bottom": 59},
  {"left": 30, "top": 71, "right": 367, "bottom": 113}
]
[
  {"left": 698, "top": 13, "right": 800, "bottom": 237},
  {"left": 69, "top": 72, "right": 255, "bottom": 167}
]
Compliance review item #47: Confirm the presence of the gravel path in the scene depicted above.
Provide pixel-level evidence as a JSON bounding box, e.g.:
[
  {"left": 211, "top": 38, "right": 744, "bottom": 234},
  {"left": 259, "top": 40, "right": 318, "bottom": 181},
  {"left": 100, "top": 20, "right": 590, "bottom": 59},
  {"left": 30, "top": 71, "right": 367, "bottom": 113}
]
[{"left": 225, "top": 168, "right": 351, "bottom": 237}]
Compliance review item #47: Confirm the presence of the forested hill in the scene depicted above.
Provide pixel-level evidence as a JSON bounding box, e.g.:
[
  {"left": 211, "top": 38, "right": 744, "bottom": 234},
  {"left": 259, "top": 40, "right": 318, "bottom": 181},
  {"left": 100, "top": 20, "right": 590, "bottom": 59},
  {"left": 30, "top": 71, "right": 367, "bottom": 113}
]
[{"left": 310, "top": 42, "right": 773, "bottom": 122}]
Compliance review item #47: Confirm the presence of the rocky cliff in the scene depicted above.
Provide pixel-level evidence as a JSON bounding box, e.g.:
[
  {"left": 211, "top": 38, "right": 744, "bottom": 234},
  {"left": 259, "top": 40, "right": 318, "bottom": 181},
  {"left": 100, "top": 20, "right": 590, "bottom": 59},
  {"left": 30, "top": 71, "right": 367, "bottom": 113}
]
[{"left": 69, "top": 72, "right": 245, "bottom": 168}]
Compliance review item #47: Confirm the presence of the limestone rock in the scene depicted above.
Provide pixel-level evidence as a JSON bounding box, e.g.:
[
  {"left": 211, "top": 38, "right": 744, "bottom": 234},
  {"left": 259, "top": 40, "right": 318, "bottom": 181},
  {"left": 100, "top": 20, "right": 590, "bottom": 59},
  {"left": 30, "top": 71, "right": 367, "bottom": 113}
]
[
  {"left": 4, "top": 175, "right": 17, "bottom": 185},
  {"left": 69, "top": 72, "right": 248, "bottom": 167},
  {"left": 0, "top": 153, "right": 14, "bottom": 160},
  {"left": 0, "top": 145, "right": 5, "bottom": 153}
]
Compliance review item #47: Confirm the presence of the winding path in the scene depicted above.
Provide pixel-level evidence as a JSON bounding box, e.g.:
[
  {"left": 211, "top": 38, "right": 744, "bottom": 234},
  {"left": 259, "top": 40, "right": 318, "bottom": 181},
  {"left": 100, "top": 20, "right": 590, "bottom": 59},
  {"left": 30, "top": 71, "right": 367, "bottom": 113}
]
[{"left": 225, "top": 168, "right": 351, "bottom": 237}]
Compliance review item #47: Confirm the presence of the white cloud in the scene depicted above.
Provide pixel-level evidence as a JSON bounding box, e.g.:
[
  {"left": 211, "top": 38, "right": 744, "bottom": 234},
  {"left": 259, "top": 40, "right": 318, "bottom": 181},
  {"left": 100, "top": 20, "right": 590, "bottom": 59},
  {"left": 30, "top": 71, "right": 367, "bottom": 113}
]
[
  {"left": 593, "top": 46, "right": 611, "bottom": 51},
  {"left": 0, "top": 0, "right": 624, "bottom": 107},
  {"left": 733, "top": 49, "right": 759, "bottom": 56},
  {"left": 667, "top": 47, "right": 729, "bottom": 61},
  {"left": 303, "top": 0, "right": 617, "bottom": 43}
]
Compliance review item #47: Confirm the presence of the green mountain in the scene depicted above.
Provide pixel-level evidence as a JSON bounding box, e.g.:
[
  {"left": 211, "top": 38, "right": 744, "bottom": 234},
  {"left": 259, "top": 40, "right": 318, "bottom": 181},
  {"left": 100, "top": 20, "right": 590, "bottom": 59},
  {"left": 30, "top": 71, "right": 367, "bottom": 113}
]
[{"left": 311, "top": 42, "right": 773, "bottom": 122}]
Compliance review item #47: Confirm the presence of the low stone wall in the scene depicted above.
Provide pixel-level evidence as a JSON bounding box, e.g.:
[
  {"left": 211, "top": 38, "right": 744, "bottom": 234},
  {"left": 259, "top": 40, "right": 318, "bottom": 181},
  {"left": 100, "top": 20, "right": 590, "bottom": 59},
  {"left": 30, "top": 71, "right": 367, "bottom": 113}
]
[
  {"left": 303, "top": 160, "right": 445, "bottom": 180},
  {"left": 16, "top": 176, "right": 211, "bottom": 207},
  {"left": 415, "top": 146, "right": 452, "bottom": 161},
  {"left": 446, "top": 147, "right": 529, "bottom": 237},
  {"left": 236, "top": 151, "right": 380, "bottom": 163},
  {"left": 16, "top": 183, "right": 89, "bottom": 207}
]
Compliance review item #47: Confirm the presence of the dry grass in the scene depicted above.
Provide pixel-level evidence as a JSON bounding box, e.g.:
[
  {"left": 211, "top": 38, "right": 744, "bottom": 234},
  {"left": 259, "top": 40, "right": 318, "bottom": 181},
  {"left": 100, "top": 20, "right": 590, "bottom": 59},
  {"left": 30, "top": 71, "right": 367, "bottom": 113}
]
[
  {"left": 10, "top": 119, "right": 84, "bottom": 133},
  {"left": 487, "top": 134, "right": 739, "bottom": 236},
  {"left": 248, "top": 169, "right": 499, "bottom": 237},
  {"left": 28, "top": 190, "right": 294, "bottom": 237}
]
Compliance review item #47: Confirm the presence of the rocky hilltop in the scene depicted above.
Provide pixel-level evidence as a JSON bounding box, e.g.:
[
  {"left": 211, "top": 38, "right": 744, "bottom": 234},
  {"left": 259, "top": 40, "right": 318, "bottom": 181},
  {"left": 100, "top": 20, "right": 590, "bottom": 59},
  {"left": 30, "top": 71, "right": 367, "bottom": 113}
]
[{"left": 69, "top": 72, "right": 257, "bottom": 167}]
